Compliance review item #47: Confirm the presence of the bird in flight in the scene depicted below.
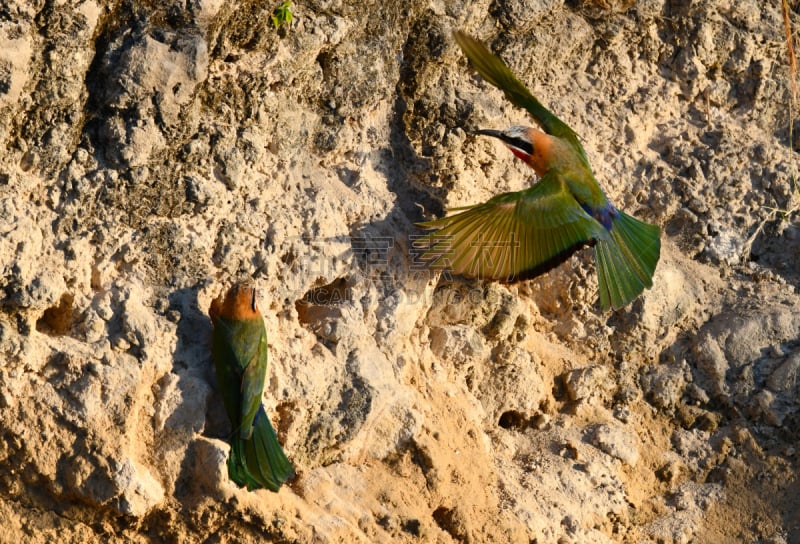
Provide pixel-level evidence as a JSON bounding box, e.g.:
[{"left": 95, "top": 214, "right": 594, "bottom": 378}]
[{"left": 416, "top": 31, "right": 661, "bottom": 311}]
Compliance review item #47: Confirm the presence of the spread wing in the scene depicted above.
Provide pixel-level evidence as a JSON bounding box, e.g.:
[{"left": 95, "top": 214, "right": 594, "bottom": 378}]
[
  {"left": 453, "top": 31, "right": 581, "bottom": 146},
  {"left": 416, "top": 171, "right": 609, "bottom": 281}
]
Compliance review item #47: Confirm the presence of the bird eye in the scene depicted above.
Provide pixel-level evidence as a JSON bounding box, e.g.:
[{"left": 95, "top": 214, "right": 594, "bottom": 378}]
[{"left": 511, "top": 139, "right": 534, "bottom": 155}]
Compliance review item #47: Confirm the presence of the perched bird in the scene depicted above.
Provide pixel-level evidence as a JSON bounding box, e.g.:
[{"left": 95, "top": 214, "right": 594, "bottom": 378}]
[
  {"left": 417, "top": 31, "right": 660, "bottom": 311},
  {"left": 209, "top": 284, "right": 294, "bottom": 491}
]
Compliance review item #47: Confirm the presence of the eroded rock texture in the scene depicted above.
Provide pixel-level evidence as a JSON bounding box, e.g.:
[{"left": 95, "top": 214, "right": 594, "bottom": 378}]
[{"left": 1, "top": 0, "right": 798, "bottom": 542}]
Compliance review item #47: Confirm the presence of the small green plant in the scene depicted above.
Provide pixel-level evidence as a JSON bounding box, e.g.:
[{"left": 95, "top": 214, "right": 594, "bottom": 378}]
[{"left": 271, "top": 1, "right": 294, "bottom": 29}]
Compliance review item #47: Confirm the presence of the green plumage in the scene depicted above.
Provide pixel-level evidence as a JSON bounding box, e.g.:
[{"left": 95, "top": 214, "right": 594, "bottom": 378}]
[
  {"left": 417, "top": 171, "right": 608, "bottom": 282},
  {"left": 416, "top": 31, "right": 661, "bottom": 311},
  {"left": 453, "top": 31, "right": 583, "bottom": 151},
  {"left": 595, "top": 212, "right": 661, "bottom": 311},
  {"left": 211, "top": 306, "right": 294, "bottom": 491}
]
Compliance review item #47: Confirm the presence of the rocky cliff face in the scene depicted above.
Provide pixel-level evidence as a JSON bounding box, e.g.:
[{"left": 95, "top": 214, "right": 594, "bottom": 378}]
[{"left": 1, "top": 0, "right": 799, "bottom": 542}]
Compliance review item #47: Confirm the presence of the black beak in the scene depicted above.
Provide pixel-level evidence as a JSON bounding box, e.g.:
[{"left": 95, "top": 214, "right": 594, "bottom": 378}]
[
  {"left": 472, "top": 128, "right": 506, "bottom": 140},
  {"left": 473, "top": 128, "right": 533, "bottom": 155}
]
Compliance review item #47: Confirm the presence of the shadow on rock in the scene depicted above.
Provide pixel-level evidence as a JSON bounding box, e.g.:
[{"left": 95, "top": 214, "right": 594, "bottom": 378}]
[{"left": 163, "top": 285, "right": 218, "bottom": 502}]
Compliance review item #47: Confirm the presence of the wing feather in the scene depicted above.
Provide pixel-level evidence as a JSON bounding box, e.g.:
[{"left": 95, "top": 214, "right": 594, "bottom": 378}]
[
  {"left": 416, "top": 172, "right": 608, "bottom": 282},
  {"left": 453, "top": 31, "right": 578, "bottom": 143}
]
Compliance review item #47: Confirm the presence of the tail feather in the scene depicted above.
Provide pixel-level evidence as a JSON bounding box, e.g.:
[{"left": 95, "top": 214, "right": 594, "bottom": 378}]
[
  {"left": 594, "top": 211, "right": 660, "bottom": 311},
  {"left": 595, "top": 239, "right": 621, "bottom": 311},
  {"left": 229, "top": 405, "right": 294, "bottom": 491}
]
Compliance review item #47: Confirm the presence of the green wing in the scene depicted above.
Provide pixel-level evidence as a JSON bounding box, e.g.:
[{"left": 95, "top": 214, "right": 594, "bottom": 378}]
[
  {"left": 237, "top": 320, "right": 268, "bottom": 439},
  {"left": 453, "top": 31, "right": 578, "bottom": 142},
  {"left": 211, "top": 315, "right": 267, "bottom": 439},
  {"left": 212, "top": 313, "right": 294, "bottom": 492},
  {"left": 416, "top": 171, "right": 609, "bottom": 281}
]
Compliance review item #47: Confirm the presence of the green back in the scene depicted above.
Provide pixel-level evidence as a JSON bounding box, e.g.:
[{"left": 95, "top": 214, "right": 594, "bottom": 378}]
[{"left": 211, "top": 315, "right": 268, "bottom": 438}]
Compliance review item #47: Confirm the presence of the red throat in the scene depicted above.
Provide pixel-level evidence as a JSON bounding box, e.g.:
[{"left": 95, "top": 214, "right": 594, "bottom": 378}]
[
  {"left": 509, "top": 147, "right": 531, "bottom": 163},
  {"left": 512, "top": 129, "right": 553, "bottom": 177},
  {"left": 509, "top": 145, "right": 542, "bottom": 174}
]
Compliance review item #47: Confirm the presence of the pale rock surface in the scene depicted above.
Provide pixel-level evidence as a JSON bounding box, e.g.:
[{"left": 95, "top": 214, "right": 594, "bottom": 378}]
[{"left": 1, "top": 0, "right": 799, "bottom": 543}]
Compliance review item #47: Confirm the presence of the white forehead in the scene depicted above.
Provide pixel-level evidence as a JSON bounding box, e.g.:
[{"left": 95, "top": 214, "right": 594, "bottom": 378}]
[{"left": 505, "top": 125, "right": 531, "bottom": 138}]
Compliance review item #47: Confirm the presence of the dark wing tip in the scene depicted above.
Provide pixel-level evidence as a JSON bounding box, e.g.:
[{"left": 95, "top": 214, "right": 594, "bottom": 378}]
[{"left": 501, "top": 239, "right": 595, "bottom": 283}]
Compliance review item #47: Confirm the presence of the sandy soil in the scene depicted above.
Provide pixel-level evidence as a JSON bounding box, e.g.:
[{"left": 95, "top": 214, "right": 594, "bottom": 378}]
[{"left": 0, "top": 0, "right": 798, "bottom": 542}]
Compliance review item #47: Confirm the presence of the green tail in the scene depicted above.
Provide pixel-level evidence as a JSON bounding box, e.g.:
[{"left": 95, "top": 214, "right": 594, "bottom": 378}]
[
  {"left": 594, "top": 211, "right": 661, "bottom": 311},
  {"left": 228, "top": 405, "right": 295, "bottom": 492}
]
